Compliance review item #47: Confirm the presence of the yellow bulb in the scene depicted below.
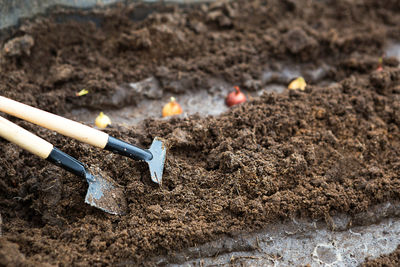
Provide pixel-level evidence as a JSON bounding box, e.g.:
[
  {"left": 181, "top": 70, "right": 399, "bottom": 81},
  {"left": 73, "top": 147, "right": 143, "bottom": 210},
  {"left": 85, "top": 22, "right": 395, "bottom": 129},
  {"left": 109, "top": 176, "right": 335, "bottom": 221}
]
[
  {"left": 76, "top": 89, "right": 89, "bottom": 96},
  {"left": 288, "top": 77, "right": 307, "bottom": 91},
  {"left": 95, "top": 112, "right": 111, "bottom": 129},
  {"left": 162, "top": 97, "right": 183, "bottom": 117}
]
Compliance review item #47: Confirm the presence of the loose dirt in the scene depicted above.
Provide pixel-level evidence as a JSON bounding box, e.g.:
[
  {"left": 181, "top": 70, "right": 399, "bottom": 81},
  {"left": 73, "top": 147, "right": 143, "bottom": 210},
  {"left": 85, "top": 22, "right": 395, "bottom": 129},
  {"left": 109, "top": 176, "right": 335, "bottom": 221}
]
[
  {"left": 363, "top": 245, "right": 400, "bottom": 267},
  {"left": 1, "top": 0, "right": 400, "bottom": 265}
]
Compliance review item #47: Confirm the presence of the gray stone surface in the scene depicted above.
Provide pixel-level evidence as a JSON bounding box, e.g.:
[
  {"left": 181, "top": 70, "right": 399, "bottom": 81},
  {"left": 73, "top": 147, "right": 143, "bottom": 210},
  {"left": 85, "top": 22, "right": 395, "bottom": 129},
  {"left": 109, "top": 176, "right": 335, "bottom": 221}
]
[{"left": 152, "top": 202, "right": 400, "bottom": 266}]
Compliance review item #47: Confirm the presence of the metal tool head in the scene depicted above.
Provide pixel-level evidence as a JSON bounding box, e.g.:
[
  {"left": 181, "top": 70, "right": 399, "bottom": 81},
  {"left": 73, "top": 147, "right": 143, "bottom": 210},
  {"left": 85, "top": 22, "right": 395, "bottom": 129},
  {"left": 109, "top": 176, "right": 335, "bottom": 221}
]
[
  {"left": 147, "top": 138, "right": 167, "bottom": 184},
  {"left": 84, "top": 166, "right": 127, "bottom": 215}
]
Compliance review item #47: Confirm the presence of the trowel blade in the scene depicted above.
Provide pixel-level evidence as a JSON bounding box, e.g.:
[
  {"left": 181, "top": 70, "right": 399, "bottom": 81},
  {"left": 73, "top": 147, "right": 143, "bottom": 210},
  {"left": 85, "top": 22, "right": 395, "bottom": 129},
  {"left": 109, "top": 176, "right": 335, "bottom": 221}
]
[
  {"left": 147, "top": 138, "right": 166, "bottom": 184},
  {"left": 84, "top": 166, "right": 127, "bottom": 215}
]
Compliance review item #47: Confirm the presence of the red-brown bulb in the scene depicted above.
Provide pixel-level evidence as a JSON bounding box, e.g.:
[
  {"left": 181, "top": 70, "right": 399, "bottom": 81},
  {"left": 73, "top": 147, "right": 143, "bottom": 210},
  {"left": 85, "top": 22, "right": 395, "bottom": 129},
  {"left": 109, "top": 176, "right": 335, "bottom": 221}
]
[{"left": 226, "top": 86, "right": 246, "bottom": 107}]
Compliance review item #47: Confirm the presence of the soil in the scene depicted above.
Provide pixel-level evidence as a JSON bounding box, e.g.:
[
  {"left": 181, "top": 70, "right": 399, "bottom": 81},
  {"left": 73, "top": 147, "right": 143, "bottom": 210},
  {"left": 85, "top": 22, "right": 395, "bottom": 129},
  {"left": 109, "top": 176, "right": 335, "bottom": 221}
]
[
  {"left": 363, "top": 245, "right": 400, "bottom": 267},
  {"left": 0, "top": 0, "right": 400, "bottom": 265}
]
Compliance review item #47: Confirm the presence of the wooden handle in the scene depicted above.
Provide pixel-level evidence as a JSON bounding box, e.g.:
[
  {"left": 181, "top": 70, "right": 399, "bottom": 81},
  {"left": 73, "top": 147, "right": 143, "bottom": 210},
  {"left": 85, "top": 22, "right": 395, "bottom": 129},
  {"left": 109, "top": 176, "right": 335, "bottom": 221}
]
[
  {"left": 0, "top": 96, "right": 109, "bottom": 148},
  {"left": 0, "top": 116, "right": 53, "bottom": 159}
]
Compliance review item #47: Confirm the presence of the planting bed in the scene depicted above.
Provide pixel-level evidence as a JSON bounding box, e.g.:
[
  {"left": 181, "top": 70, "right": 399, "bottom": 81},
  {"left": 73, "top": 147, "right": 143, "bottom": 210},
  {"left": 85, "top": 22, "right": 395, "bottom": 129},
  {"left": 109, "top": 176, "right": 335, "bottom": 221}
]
[{"left": 1, "top": 0, "right": 400, "bottom": 265}]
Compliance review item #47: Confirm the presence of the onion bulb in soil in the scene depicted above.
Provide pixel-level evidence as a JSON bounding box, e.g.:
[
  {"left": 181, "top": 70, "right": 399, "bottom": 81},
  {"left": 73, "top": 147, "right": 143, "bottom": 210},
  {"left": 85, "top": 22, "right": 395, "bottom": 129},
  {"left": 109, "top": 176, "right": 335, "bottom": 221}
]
[
  {"left": 288, "top": 77, "right": 307, "bottom": 91},
  {"left": 95, "top": 112, "right": 111, "bottom": 129},
  {"left": 162, "top": 97, "right": 183, "bottom": 117},
  {"left": 377, "top": 57, "right": 383, "bottom": 71},
  {"left": 226, "top": 86, "right": 246, "bottom": 107}
]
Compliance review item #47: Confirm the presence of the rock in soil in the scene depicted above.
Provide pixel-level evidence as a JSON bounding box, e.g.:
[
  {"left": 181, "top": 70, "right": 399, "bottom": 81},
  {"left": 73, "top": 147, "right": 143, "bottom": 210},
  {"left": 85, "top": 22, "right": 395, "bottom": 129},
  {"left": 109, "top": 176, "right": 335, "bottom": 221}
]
[{"left": 2, "top": 35, "right": 34, "bottom": 57}]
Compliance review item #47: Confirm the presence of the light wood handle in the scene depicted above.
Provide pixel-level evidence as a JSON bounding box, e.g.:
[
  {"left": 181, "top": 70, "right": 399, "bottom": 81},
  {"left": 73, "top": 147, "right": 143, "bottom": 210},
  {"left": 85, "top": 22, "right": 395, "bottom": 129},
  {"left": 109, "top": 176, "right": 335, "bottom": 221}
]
[
  {"left": 0, "top": 96, "right": 109, "bottom": 148},
  {"left": 0, "top": 116, "right": 53, "bottom": 159}
]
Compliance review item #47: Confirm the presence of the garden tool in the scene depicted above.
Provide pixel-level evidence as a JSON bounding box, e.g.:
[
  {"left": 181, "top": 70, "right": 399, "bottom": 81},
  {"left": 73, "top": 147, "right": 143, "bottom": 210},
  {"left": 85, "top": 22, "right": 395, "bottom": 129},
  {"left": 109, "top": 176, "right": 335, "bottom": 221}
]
[
  {"left": 0, "top": 96, "right": 166, "bottom": 184},
  {"left": 0, "top": 116, "right": 127, "bottom": 215}
]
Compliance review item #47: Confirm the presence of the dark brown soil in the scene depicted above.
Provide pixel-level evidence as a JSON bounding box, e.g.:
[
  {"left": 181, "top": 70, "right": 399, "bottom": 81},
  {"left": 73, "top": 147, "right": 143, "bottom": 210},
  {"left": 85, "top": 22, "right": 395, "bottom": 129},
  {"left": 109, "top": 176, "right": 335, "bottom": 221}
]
[
  {"left": 1, "top": 0, "right": 400, "bottom": 265},
  {"left": 363, "top": 245, "right": 400, "bottom": 267}
]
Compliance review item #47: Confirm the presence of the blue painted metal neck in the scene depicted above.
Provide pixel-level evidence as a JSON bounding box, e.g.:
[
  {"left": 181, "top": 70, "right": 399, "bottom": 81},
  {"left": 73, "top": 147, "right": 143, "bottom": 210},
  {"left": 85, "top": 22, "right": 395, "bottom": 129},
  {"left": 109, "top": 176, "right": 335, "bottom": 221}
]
[
  {"left": 104, "top": 136, "right": 153, "bottom": 161},
  {"left": 47, "top": 147, "right": 87, "bottom": 178}
]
